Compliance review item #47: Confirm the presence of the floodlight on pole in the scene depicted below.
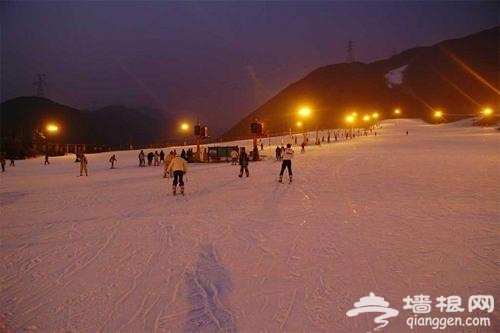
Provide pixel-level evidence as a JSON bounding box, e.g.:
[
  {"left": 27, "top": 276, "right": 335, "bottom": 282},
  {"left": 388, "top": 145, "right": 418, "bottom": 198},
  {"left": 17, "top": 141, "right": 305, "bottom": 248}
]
[
  {"left": 180, "top": 122, "right": 190, "bottom": 146},
  {"left": 46, "top": 124, "right": 59, "bottom": 133},
  {"left": 298, "top": 107, "right": 311, "bottom": 118},
  {"left": 481, "top": 107, "right": 493, "bottom": 116}
]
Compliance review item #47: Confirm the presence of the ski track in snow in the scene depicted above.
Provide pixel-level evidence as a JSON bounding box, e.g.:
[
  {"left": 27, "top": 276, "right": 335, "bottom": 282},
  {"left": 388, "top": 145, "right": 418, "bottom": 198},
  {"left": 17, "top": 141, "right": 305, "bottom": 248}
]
[{"left": 0, "top": 119, "right": 499, "bottom": 332}]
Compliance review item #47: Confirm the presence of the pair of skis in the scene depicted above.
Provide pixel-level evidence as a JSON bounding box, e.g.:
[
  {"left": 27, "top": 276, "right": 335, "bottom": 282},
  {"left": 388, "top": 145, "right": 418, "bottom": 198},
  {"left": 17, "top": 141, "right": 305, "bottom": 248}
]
[{"left": 278, "top": 176, "right": 292, "bottom": 184}]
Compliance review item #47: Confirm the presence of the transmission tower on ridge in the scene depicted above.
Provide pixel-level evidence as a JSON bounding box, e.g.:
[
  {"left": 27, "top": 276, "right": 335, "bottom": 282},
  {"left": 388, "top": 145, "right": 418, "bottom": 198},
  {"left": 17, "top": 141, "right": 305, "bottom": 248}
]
[
  {"left": 34, "top": 74, "right": 47, "bottom": 97},
  {"left": 346, "top": 40, "right": 355, "bottom": 63}
]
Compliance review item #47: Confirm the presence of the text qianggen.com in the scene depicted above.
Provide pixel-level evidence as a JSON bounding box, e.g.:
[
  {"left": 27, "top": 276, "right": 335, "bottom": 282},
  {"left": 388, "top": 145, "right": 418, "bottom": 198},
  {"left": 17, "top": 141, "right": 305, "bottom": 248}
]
[{"left": 407, "top": 315, "right": 491, "bottom": 330}]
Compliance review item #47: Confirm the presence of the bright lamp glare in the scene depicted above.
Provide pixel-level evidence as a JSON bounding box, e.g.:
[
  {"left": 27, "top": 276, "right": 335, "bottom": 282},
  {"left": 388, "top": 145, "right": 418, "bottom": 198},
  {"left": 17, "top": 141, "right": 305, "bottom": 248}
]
[
  {"left": 434, "top": 111, "right": 443, "bottom": 118},
  {"left": 482, "top": 108, "right": 493, "bottom": 116},
  {"left": 46, "top": 124, "right": 59, "bottom": 133},
  {"left": 298, "top": 107, "right": 311, "bottom": 117}
]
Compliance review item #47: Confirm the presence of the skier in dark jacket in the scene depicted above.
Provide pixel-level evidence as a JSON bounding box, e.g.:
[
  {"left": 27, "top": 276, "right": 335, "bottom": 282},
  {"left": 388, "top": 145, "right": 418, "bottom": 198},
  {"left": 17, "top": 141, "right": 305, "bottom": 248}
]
[
  {"left": 186, "top": 149, "right": 193, "bottom": 163},
  {"left": 238, "top": 147, "right": 249, "bottom": 178},
  {"left": 0, "top": 154, "right": 6, "bottom": 172},
  {"left": 279, "top": 143, "right": 294, "bottom": 183},
  {"left": 147, "top": 152, "right": 154, "bottom": 166},
  {"left": 275, "top": 146, "right": 281, "bottom": 160},
  {"left": 109, "top": 154, "right": 117, "bottom": 169}
]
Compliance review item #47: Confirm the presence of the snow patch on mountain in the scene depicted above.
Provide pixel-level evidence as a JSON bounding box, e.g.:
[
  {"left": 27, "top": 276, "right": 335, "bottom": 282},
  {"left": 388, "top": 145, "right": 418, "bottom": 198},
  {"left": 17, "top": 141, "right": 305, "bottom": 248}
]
[{"left": 385, "top": 65, "right": 408, "bottom": 88}]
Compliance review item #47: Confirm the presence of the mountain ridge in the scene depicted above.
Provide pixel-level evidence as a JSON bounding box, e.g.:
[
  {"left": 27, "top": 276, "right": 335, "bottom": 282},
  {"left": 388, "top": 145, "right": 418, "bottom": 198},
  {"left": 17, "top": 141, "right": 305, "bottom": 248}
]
[
  {"left": 1, "top": 27, "right": 498, "bottom": 155},
  {"left": 220, "top": 26, "right": 499, "bottom": 141},
  {"left": 0, "top": 97, "right": 178, "bottom": 156}
]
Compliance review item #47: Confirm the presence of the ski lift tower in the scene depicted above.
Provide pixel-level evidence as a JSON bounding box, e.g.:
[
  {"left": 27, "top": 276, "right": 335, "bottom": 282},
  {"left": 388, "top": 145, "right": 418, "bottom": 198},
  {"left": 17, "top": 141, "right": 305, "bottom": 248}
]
[
  {"left": 34, "top": 74, "right": 47, "bottom": 97},
  {"left": 250, "top": 119, "right": 263, "bottom": 161},
  {"left": 194, "top": 122, "right": 208, "bottom": 161}
]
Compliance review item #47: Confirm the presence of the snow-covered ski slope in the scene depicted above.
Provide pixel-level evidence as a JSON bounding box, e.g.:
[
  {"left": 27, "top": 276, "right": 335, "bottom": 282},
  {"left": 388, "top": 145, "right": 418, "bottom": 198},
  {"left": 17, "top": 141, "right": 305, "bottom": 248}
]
[{"left": 1, "top": 119, "right": 499, "bottom": 332}]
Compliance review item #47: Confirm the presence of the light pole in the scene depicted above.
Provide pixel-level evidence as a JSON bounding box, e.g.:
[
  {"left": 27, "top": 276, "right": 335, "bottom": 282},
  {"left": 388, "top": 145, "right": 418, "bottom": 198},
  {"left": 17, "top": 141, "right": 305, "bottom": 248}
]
[
  {"left": 180, "top": 123, "right": 189, "bottom": 146},
  {"left": 363, "top": 115, "right": 371, "bottom": 134},
  {"left": 46, "top": 124, "right": 59, "bottom": 133},
  {"left": 295, "top": 121, "right": 303, "bottom": 144},
  {"left": 250, "top": 120, "right": 263, "bottom": 160},
  {"left": 372, "top": 112, "right": 379, "bottom": 129},
  {"left": 433, "top": 110, "right": 444, "bottom": 124},
  {"left": 45, "top": 123, "right": 59, "bottom": 155},
  {"left": 481, "top": 107, "right": 493, "bottom": 117},
  {"left": 345, "top": 115, "right": 355, "bottom": 139},
  {"left": 297, "top": 106, "right": 312, "bottom": 145}
]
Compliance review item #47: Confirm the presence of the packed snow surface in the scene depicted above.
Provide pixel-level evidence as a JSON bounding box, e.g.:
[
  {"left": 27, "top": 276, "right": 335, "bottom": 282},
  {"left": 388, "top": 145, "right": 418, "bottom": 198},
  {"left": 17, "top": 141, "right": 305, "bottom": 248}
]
[{"left": 1, "top": 119, "right": 499, "bottom": 332}]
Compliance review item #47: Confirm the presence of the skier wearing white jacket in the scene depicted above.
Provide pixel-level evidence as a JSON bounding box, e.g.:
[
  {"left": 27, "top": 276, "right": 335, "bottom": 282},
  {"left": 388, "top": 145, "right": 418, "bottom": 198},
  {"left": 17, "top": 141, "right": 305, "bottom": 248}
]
[
  {"left": 279, "top": 143, "right": 294, "bottom": 183},
  {"left": 166, "top": 155, "right": 188, "bottom": 195}
]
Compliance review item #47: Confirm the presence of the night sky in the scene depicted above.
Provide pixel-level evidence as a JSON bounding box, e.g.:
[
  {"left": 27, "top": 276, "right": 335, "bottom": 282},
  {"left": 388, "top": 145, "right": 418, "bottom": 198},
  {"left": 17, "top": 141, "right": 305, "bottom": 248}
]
[{"left": 1, "top": 1, "right": 498, "bottom": 134}]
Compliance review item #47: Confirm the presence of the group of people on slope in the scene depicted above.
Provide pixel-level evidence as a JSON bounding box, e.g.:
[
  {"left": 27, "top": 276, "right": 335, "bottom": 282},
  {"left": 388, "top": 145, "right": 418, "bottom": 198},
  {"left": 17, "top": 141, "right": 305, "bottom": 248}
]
[
  {"left": 138, "top": 150, "right": 164, "bottom": 167},
  {"left": 233, "top": 143, "right": 294, "bottom": 182},
  {"left": 7, "top": 142, "right": 294, "bottom": 193},
  {"left": 138, "top": 148, "right": 196, "bottom": 168},
  {"left": 40, "top": 152, "right": 89, "bottom": 176},
  {"left": 166, "top": 143, "right": 295, "bottom": 195}
]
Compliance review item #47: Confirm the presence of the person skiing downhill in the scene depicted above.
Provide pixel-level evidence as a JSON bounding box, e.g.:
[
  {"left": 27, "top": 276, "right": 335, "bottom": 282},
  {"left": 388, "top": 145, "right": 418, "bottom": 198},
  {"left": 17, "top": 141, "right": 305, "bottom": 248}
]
[
  {"left": 138, "top": 150, "right": 146, "bottom": 167},
  {"left": 279, "top": 143, "right": 294, "bottom": 183},
  {"left": 79, "top": 153, "right": 88, "bottom": 176},
  {"left": 163, "top": 151, "right": 174, "bottom": 178},
  {"left": 275, "top": 146, "right": 281, "bottom": 160},
  {"left": 109, "top": 154, "right": 117, "bottom": 169},
  {"left": 153, "top": 151, "right": 160, "bottom": 166},
  {"left": 166, "top": 154, "right": 188, "bottom": 195},
  {"left": 230, "top": 148, "right": 239, "bottom": 165},
  {"left": 238, "top": 147, "right": 249, "bottom": 178},
  {"left": 0, "top": 154, "right": 6, "bottom": 172},
  {"left": 147, "top": 152, "right": 154, "bottom": 166}
]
